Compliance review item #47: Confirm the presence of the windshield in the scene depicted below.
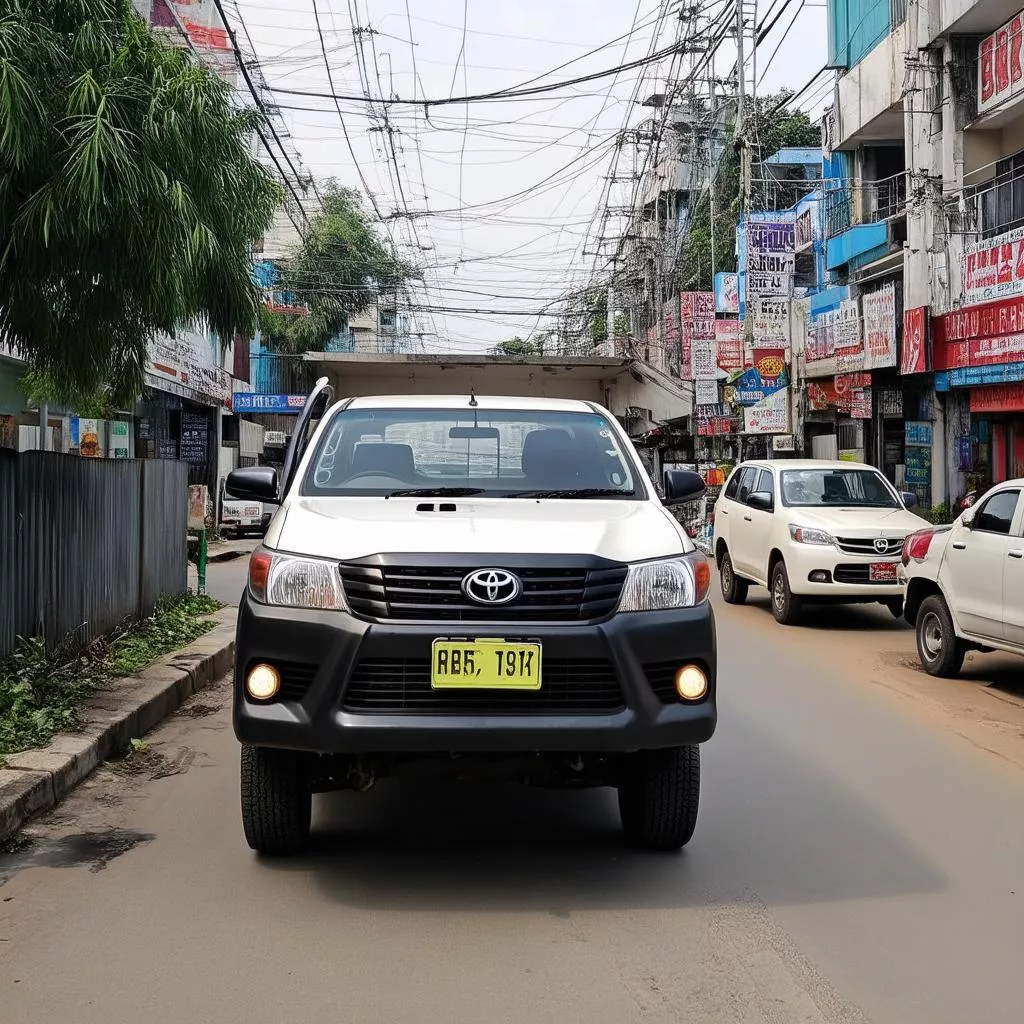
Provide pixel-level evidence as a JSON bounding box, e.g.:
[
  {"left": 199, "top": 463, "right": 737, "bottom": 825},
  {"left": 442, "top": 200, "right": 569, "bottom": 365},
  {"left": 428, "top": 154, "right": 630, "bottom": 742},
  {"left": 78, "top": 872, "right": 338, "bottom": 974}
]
[
  {"left": 300, "top": 407, "right": 643, "bottom": 499},
  {"left": 780, "top": 468, "right": 900, "bottom": 508}
]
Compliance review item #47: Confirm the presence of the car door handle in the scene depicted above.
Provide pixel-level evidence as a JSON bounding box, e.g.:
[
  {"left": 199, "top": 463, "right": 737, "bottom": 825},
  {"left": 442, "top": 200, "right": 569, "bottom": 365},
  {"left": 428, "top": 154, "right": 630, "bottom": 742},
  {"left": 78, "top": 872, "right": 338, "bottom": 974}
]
[
  {"left": 743, "top": 515, "right": 752, "bottom": 522},
  {"left": 719, "top": 508, "right": 728, "bottom": 515},
  {"left": 952, "top": 542, "right": 967, "bottom": 550},
  {"left": 1010, "top": 550, "right": 1024, "bottom": 559}
]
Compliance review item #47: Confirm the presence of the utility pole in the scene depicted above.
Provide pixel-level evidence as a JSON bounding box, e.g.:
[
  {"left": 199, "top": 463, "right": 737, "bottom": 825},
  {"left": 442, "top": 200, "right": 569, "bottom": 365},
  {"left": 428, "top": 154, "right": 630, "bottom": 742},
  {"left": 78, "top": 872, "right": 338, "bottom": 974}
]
[
  {"left": 607, "top": 273, "right": 616, "bottom": 352},
  {"left": 735, "top": 2, "right": 751, "bottom": 218}
]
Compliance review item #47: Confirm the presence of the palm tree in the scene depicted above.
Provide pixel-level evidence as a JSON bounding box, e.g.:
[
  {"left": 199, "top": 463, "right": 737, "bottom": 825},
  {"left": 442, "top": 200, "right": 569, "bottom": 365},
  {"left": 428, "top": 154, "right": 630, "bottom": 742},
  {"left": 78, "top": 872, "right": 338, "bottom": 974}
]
[{"left": 0, "top": 0, "right": 282, "bottom": 406}]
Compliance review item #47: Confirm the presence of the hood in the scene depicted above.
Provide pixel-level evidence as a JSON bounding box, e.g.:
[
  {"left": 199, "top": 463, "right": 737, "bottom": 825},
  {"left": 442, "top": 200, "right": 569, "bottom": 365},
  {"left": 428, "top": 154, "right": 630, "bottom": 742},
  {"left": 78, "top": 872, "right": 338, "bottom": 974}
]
[
  {"left": 783, "top": 506, "right": 930, "bottom": 535},
  {"left": 267, "top": 496, "right": 690, "bottom": 563}
]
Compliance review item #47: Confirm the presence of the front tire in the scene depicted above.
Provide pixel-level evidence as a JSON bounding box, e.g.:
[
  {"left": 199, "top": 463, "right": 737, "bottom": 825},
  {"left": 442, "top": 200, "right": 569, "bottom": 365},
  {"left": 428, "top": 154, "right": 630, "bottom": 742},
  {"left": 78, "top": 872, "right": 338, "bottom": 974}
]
[
  {"left": 916, "top": 595, "right": 966, "bottom": 678},
  {"left": 240, "top": 745, "right": 312, "bottom": 856},
  {"left": 720, "top": 552, "right": 749, "bottom": 605},
  {"left": 618, "top": 746, "right": 700, "bottom": 851},
  {"left": 770, "top": 560, "right": 802, "bottom": 625}
]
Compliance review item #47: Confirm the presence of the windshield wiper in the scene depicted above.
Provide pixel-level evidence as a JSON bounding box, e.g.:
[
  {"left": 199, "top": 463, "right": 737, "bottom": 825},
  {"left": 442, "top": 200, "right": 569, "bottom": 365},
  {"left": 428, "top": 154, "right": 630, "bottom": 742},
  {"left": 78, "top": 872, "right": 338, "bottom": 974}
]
[
  {"left": 385, "top": 487, "right": 485, "bottom": 498},
  {"left": 513, "top": 488, "right": 636, "bottom": 499}
]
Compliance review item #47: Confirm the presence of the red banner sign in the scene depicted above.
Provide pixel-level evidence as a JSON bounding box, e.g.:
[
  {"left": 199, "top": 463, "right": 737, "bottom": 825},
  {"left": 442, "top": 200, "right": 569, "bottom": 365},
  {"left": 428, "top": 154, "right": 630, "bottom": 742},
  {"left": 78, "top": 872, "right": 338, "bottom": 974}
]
[
  {"left": 934, "top": 295, "right": 1024, "bottom": 369},
  {"left": 715, "top": 319, "right": 744, "bottom": 373},
  {"left": 978, "top": 12, "right": 1024, "bottom": 116},
  {"left": 902, "top": 306, "right": 928, "bottom": 374},
  {"left": 969, "top": 382, "right": 1024, "bottom": 413}
]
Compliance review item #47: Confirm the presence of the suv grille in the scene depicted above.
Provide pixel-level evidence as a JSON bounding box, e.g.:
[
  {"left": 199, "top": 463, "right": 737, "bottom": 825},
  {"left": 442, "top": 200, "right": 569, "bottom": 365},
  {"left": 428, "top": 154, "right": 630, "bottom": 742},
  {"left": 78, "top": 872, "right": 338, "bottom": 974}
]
[
  {"left": 338, "top": 564, "right": 628, "bottom": 622},
  {"left": 343, "top": 657, "right": 624, "bottom": 713},
  {"left": 834, "top": 536, "right": 904, "bottom": 557}
]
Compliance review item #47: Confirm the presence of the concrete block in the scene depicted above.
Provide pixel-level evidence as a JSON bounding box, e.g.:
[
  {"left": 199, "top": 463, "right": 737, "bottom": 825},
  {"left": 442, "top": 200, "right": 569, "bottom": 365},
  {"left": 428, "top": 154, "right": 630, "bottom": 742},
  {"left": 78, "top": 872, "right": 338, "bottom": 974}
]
[
  {"left": 0, "top": 769, "right": 54, "bottom": 844},
  {"left": 2, "top": 743, "right": 99, "bottom": 806}
]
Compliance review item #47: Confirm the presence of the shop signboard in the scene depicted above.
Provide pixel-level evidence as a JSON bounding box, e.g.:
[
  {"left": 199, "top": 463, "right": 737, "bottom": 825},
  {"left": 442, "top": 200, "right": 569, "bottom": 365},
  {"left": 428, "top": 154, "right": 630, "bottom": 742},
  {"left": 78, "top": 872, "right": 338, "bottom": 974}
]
[
  {"left": 662, "top": 298, "right": 680, "bottom": 377},
  {"left": 232, "top": 393, "right": 307, "bottom": 414},
  {"left": 772, "top": 434, "right": 796, "bottom": 451},
  {"left": 969, "top": 382, "right": 1024, "bottom": 412},
  {"left": 695, "top": 379, "right": 719, "bottom": 406},
  {"left": 862, "top": 282, "right": 897, "bottom": 369},
  {"left": 110, "top": 420, "right": 130, "bottom": 459},
  {"left": 696, "top": 414, "right": 735, "bottom": 437},
  {"left": 905, "top": 421, "right": 933, "bottom": 446},
  {"left": 851, "top": 389, "right": 873, "bottom": 419},
  {"left": 752, "top": 296, "right": 789, "bottom": 345},
  {"left": 743, "top": 388, "right": 790, "bottom": 435},
  {"left": 179, "top": 412, "right": 209, "bottom": 465},
  {"left": 835, "top": 372, "right": 871, "bottom": 393},
  {"left": 714, "top": 319, "right": 744, "bottom": 373},
  {"left": 727, "top": 351, "right": 789, "bottom": 407},
  {"left": 978, "top": 11, "right": 1024, "bottom": 116},
  {"left": 680, "top": 291, "right": 715, "bottom": 321},
  {"left": 902, "top": 306, "right": 928, "bottom": 374},
  {"left": 747, "top": 221, "right": 795, "bottom": 298},
  {"left": 806, "top": 299, "right": 859, "bottom": 366},
  {"left": 691, "top": 338, "right": 718, "bottom": 380},
  {"left": 714, "top": 273, "right": 739, "bottom": 314},
  {"left": 904, "top": 445, "right": 932, "bottom": 486},
  {"left": 264, "top": 430, "right": 287, "bottom": 446},
  {"left": 79, "top": 418, "right": 101, "bottom": 458},
  {"left": 960, "top": 224, "right": 1024, "bottom": 305}
]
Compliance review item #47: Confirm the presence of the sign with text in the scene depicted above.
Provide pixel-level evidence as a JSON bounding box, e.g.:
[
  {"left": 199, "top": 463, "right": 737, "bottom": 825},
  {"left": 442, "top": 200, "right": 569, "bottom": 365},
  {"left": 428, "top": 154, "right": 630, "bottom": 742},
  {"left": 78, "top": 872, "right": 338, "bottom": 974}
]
[
  {"left": 969, "top": 381, "right": 1024, "bottom": 412},
  {"left": 902, "top": 306, "right": 928, "bottom": 374},
  {"left": 904, "top": 445, "right": 932, "bottom": 486},
  {"left": 691, "top": 338, "right": 718, "bottom": 380},
  {"left": 232, "top": 393, "right": 307, "bottom": 414},
  {"left": 747, "top": 221, "right": 795, "bottom": 298},
  {"left": 695, "top": 379, "right": 719, "bottom": 406},
  {"left": 978, "top": 11, "right": 1024, "bottom": 116},
  {"left": 714, "top": 319, "right": 745, "bottom": 373},
  {"left": 807, "top": 299, "right": 860, "bottom": 364},
  {"left": 905, "top": 421, "right": 933, "bottom": 446},
  {"left": 934, "top": 294, "right": 1024, "bottom": 370},
  {"left": 752, "top": 296, "right": 789, "bottom": 344},
  {"left": 961, "top": 225, "right": 1024, "bottom": 305},
  {"left": 743, "top": 388, "right": 790, "bottom": 435},
  {"left": 862, "top": 282, "right": 897, "bottom": 369}
]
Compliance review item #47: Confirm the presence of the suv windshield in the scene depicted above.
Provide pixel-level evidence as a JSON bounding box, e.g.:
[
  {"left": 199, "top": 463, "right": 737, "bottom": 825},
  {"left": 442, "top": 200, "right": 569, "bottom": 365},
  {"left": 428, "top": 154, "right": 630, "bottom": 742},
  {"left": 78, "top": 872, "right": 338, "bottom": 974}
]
[
  {"left": 780, "top": 468, "right": 899, "bottom": 508},
  {"left": 301, "top": 407, "right": 642, "bottom": 499}
]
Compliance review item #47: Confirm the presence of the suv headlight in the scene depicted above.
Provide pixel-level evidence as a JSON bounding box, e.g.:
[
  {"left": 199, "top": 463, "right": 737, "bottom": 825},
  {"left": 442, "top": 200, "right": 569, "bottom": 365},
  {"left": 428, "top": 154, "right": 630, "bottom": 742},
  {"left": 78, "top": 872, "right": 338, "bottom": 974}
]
[
  {"left": 618, "top": 552, "right": 711, "bottom": 612},
  {"left": 249, "top": 550, "right": 347, "bottom": 610},
  {"left": 789, "top": 525, "right": 835, "bottom": 546}
]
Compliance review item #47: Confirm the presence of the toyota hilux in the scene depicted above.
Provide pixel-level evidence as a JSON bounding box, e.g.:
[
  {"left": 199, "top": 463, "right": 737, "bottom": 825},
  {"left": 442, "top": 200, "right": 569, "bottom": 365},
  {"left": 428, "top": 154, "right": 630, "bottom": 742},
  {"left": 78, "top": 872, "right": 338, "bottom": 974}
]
[{"left": 225, "top": 381, "right": 716, "bottom": 855}]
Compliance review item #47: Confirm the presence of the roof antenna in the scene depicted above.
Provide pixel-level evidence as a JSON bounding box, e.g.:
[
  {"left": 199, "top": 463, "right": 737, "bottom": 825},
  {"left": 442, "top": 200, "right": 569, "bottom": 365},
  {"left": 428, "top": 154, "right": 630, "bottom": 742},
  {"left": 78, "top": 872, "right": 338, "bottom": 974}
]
[{"left": 468, "top": 388, "right": 478, "bottom": 408}]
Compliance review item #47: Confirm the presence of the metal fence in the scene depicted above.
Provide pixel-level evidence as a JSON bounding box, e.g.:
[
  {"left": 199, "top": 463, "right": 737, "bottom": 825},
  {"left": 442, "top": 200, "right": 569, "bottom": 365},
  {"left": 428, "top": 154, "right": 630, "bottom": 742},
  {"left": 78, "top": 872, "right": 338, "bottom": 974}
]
[{"left": 0, "top": 450, "right": 189, "bottom": 659}]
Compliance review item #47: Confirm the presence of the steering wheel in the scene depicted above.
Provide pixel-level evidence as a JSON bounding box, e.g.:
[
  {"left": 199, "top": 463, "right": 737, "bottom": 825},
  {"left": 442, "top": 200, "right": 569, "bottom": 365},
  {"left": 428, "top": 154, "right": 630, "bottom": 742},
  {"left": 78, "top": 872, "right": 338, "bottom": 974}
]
[{"left": 341, "top": 471, "right": 407, "bottom": 483}]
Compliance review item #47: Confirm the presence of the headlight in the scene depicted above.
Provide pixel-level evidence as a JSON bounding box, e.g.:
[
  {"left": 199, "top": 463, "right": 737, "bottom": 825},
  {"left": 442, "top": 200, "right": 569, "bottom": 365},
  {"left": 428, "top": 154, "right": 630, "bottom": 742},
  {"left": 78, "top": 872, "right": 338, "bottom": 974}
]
[
  {"left": 248, "top": 550, "right": 347, "bottom": 610},
  {"left": 618, "top": 552, "right": 711, "bottom": 612},
  {"left": 789, "top": 525, "right": 835, "bottom": 546}
]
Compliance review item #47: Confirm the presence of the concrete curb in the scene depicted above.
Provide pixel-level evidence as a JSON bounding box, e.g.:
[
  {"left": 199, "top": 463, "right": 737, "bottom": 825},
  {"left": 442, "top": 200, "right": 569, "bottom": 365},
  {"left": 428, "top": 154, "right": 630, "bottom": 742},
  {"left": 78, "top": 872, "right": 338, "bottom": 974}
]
[{"left": 0, "top": 607, "right": 237, "bottom": 844}]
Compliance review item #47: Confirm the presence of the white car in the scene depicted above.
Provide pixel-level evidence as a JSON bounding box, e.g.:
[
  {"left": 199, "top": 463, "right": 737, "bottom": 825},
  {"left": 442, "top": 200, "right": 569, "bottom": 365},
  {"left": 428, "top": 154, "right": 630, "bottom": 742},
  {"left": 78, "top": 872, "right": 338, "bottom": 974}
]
[
  {"left": 901, "top": 479, "right": 1024, "bottom": 676},
  {"left": 712, "top": 459, "right": 929, "bottom": 625}
]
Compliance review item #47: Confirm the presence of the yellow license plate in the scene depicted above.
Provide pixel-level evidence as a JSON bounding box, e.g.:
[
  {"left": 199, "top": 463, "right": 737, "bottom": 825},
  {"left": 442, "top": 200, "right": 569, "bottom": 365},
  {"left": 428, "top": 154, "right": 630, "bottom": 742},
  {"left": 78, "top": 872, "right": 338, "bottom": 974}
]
[{"left": 431, "top": 639, "right": 542, "bottom": 690}]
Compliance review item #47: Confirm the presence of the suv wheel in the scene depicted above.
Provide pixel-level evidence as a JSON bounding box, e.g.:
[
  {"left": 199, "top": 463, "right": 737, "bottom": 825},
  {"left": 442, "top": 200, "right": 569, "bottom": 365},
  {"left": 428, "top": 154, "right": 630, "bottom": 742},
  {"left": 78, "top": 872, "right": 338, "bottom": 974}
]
[
  {"left": 240, "top": 745, "right": 312, "bottom": 856},
  {"left": 719, "top": 552, "right": 749, "bottom": 605},
  {"left": 916, "top": 595, "right": 966, "bottom": 678},
  {"left": 770, "top": 560, "right": 802, "bottom": 625},
  {"left": 618, "top": 745, "right": 700, "bottom": 851}
]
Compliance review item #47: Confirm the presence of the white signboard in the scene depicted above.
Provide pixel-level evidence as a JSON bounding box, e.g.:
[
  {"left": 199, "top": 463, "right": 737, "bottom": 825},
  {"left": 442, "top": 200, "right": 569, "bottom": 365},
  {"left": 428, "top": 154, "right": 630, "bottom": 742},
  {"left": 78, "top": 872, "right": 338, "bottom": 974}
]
[
  {"left": 862, "top": 283, "right": 897, "bottom": 369},
  {"left": 772, "top": 434, "right": 796, "bottom": 451},
  {"left": 691, "top": 339, "right": 717, "bottom": 380},
  {"left": 743, "top": 388, "right": 790, "bottom": 435},
  {"left": 694, "top": 380, "right": 718, "bottom": 406},
  {"left": 960, "top": 224, "right": 1024, "bottom": 305},
  {"left": 752, "top": 297, "right": 789, "bottom": 345}
]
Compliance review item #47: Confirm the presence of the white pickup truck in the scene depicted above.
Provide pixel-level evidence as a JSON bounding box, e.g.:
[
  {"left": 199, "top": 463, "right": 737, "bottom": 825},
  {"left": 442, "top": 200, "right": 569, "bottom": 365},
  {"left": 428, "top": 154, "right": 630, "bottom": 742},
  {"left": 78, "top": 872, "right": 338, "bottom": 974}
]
[
  {"left": 220, "top": 483, "right": 277, "bottom": 539},
  {"left": 900, "top": 479, "right": 1024, "bottom": 676}
]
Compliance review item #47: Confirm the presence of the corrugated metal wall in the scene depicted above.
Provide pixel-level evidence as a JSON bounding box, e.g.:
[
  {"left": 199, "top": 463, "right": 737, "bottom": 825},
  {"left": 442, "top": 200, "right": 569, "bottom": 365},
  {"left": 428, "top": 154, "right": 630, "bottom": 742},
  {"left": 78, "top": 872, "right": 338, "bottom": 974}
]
[{"left": 0, "top": 450, "right": 188, "bottom": 659}]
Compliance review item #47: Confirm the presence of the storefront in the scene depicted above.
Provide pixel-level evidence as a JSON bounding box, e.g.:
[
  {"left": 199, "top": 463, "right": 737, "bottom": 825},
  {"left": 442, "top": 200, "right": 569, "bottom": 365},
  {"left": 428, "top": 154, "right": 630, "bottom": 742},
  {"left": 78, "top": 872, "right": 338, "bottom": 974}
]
[{"left": 933, "top": 296, "right": 1024, "bottom": 490}]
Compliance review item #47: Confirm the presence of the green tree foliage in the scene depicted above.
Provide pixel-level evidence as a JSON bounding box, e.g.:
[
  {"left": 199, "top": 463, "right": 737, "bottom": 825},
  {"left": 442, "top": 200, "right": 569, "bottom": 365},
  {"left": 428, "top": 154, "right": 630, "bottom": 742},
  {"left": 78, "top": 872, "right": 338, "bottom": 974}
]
[
  {"left": 0, "top": 0, "right": 282, "bottom": 405},
  {"left": 679, "top": 93, "right": 821, "bottom": 291},
  {"left": 263, "top": 182, "right": 420, "bottom": 353},
  {"left": 493, "top": 336, "right": 538, "bottom": 356}
]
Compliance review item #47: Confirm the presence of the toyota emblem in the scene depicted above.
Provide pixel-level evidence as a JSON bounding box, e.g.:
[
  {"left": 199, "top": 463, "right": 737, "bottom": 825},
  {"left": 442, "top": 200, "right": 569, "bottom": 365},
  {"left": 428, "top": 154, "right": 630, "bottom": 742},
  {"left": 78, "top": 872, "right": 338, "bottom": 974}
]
[
  {"left": 462, "top": 568, "right": 522, "bottom": 606},
  {"left": 873, "top": 538, "right": 889, "bottom": 554}
]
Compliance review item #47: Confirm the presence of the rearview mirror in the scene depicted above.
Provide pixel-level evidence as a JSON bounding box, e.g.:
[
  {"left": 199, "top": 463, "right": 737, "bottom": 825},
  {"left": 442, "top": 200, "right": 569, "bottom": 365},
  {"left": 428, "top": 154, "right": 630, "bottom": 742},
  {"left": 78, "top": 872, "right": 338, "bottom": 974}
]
[
  {"left": 961, "top": 507, "right": 976, "bottom": 529},
  {"left": 449, "top": 426, "right": 500, "bottom": 440},
  {"left": 901, "top": 491, "right": 918, "bottom": 509},
  {"left": 747, "top": 490, "right": 774, "bottom": 512},
  {"left": 226, "top": 466, "right": 279, "bottom": 503},
  {"left": 663, "top": 469, "right": 706, "bottom": 504}
]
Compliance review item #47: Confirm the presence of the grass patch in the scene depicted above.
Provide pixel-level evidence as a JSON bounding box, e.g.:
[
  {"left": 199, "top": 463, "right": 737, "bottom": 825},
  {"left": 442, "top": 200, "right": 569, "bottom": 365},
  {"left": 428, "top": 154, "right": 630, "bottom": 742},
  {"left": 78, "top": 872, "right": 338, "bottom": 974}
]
[{"left": 0, "top": 593, "right": 221, "bottom": 761}]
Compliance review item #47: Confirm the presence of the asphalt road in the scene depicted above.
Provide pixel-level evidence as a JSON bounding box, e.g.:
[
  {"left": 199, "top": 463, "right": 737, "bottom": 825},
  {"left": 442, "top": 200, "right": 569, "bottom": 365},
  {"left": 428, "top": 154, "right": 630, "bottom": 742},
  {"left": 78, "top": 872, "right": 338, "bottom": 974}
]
[{"left": 2, "top": 572, "right": 1024, "bottom": 1024}]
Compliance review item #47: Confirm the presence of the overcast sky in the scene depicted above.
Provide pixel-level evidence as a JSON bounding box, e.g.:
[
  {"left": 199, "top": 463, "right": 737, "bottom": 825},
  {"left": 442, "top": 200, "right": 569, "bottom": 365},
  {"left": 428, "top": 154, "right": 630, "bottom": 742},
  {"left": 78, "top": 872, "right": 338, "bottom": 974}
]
[{"left": 230, "top": 0, "right": 830, "bottom": 351}]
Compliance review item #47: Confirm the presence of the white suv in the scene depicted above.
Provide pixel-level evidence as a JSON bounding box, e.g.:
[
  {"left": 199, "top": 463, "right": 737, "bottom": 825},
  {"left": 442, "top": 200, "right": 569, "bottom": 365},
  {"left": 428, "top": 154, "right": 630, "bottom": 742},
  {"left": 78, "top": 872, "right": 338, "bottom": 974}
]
[
  {"left": 713, "top": 459, "right": 929, "bottom": 625},
  {"left": 901, "top": 480, "right": 1024, "bottom": 676}
]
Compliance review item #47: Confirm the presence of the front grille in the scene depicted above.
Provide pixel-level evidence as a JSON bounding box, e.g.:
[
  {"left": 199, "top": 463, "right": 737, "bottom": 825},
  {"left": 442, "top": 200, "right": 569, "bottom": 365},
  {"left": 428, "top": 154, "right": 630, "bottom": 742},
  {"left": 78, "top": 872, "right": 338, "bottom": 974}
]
[
  {"left": 833, "top": 564, "right": 897, "bottom": 584},
  {"left": 339, "top": 564, "right": 628, "bottom": 622},
  {"left": 834, "top": 536, "right": 904, "bottom": 557},
  {"left": 343, "top": 657, "right": 624, "bottom": 714},
  {"left": 644, "top": 661, "right": 681, "bottom": 704}
]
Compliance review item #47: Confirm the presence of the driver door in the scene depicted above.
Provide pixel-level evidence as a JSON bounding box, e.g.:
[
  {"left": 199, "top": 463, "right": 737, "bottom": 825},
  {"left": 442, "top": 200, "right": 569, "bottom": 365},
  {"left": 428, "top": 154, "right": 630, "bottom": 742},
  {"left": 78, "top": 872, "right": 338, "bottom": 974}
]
[
  {"left": 278, "top": 377, "right": 334, "bottom": 500},
  {"left": 732, "top": 468, "right": 775, "bottom": 583}
]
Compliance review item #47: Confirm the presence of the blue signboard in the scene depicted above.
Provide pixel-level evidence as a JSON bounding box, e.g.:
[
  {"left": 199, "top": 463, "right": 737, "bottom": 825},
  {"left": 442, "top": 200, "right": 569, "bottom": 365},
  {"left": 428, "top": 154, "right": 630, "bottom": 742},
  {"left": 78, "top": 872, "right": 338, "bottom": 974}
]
[
  {"left": 904, "top": 445, "right": 931, "bottom": 487},
  {"left": 904, "top": 421, "right": 932, "bottom": 446},
  {"left": 935, "top": 361, "right": 1024, "bottom": 390},
  {"left": 729, "top": 365, "right": 790, "bottom": 407},
  {"left": 232, "top": 393, "right": 307, "bottom": 414}
]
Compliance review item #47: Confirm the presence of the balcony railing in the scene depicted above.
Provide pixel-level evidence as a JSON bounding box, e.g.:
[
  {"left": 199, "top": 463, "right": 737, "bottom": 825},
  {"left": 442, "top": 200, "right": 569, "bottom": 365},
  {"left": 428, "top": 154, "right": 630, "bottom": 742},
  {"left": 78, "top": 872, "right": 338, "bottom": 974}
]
[
  {"left": 889, "top": 0, "right": 907, "bottom": 28},
  {"left": 824, "top": 172, "right": 908, "bottom": 238},
  {"left": 964, "top": 159, "right": 1024, "bottom": 240}
]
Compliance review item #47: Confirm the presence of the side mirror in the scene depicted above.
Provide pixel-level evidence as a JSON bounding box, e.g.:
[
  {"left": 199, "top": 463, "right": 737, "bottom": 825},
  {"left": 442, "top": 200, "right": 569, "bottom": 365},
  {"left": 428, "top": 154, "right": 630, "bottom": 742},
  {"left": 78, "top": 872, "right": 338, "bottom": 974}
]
[
  {"left": 747, "top": 490, "right": 774, "bottom": 512},
  {"left": 226, "top": 466, "right": 279, "bottom": 503},
  {"left": 663, "top": 469, "right": 706, "bottom": 504},
  {"left": 961, "top": 508, "right": 975, "bottom": 529},
  {"left": 901, "top": 491, "right": 918, "bottom": 509}
]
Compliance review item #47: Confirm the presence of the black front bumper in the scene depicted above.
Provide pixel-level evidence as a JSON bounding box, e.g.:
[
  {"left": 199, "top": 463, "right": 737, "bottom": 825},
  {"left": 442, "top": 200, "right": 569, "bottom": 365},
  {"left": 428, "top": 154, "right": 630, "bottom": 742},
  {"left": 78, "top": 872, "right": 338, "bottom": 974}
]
[{"left": 233, "top": 594, "right": 717, "bottom": 755}]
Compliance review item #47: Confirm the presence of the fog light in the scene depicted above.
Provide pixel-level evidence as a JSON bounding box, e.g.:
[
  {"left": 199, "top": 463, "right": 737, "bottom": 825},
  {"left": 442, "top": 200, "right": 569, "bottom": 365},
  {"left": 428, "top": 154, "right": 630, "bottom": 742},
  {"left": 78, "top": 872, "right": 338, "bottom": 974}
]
[
  {"left": 675, "top": 664, "right": 708, "bottom": 701},
  {"left": 809, "top": 570, "right": 831, "bottom": 583},
  {"left": 246, "top": 663, "right": 280, "bottom": 700}
]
